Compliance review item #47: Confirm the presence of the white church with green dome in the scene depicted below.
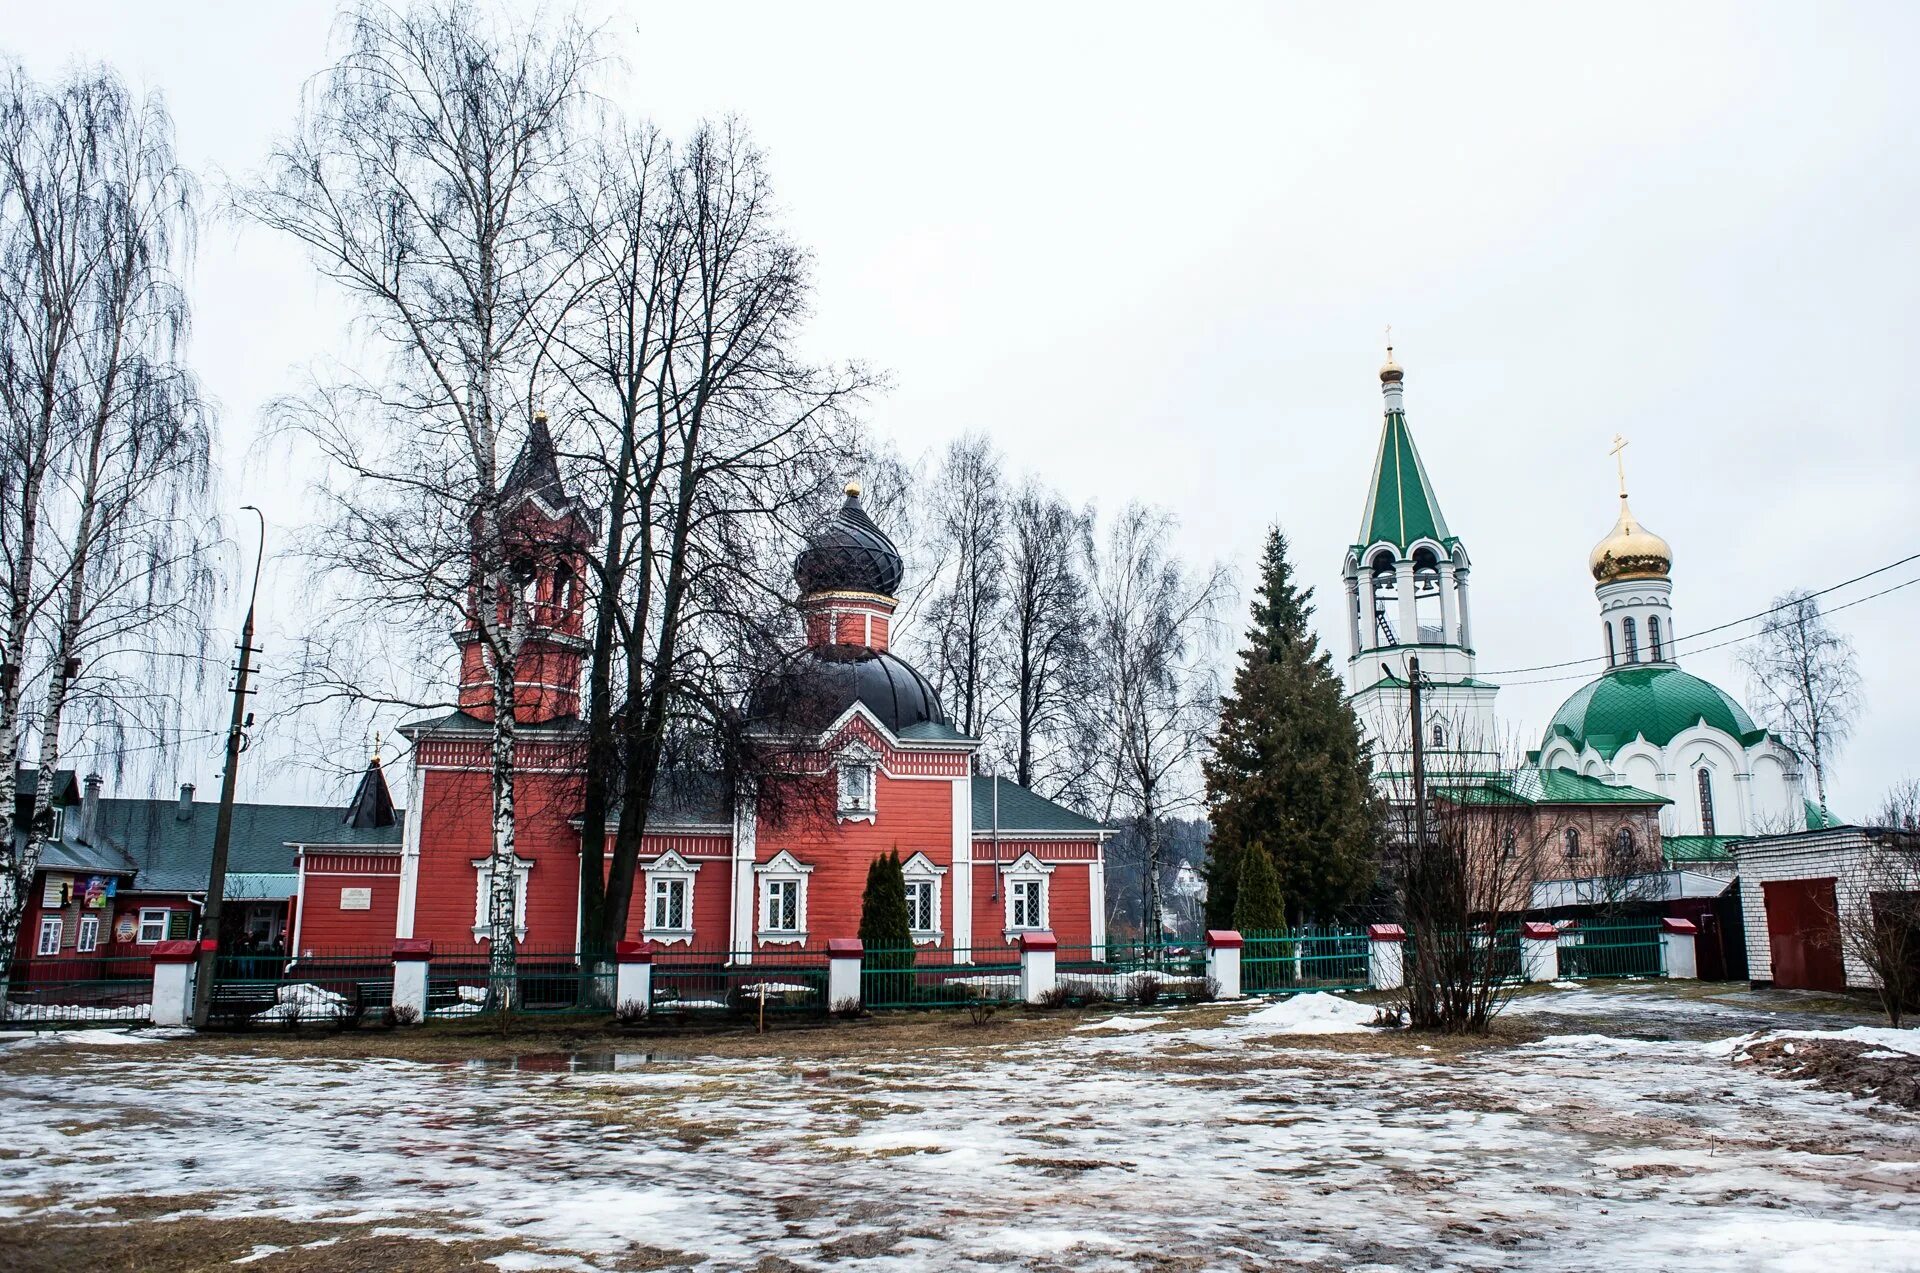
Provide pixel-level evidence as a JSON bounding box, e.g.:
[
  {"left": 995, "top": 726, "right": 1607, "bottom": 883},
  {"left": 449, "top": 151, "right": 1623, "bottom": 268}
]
[{"left": 1341, "top": 350, "right": 1818, "bottom": 849}]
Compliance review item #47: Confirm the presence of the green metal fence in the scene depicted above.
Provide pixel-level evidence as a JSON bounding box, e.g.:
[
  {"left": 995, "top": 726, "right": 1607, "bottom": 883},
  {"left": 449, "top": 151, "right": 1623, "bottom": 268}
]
[
  {"left": 859, "top": 947, "right": 1022, "bottom": 1009},
  {"left": 1403, "top": 927, "right": 1524, "bottom": 987},
  {"left": 4, "top": 956, "right": 154, "bottom": 1029},
  {"left": 210, "top": 949, "right": 395, "bottom": 1027},
  {"left": 1054, "top": 940, "right": 1212, "bottom": 1003},
  {"left": 1556, "top": 921, "right": 1665, "bottom": 980},
  {"left": 1242, "top": 927, "right": 1370, "bottom": 993},
  {"left": 649, "top": 951, "right": 829, "bottom": 1019},
  {"left": 423, "top": 948, "right": 617, "bottom": 1019}
]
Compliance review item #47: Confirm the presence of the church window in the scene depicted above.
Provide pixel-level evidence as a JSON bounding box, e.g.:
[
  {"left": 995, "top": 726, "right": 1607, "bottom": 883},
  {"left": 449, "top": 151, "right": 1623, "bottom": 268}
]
[
  {"left": 470, "top": 856, "right": 533, "bottom": 943},
  {"left": 1622, "top": 617, "right": 1639, "bottom": 664},
  {"left": 553, "top": 560, "right": 575, "bottom": 613},
  {"left": 837, "top": 760, "right": 877, "bottom": 818},
  {"left": 1431, "top": 723, "right": 1445, "bottom": 748},
  {"left": 762, "top": 878, "right": 802, "bottom": 933},
  {"left": 1649, "top": 616, "right": 1663, "bottom": 662},
  {"left": 1605, "top": 622, "right": 1617, "bottom": 668},
  {"left": 1615, "top": 827, "right": 1634, "bottom": 858},
  {"left": 1563, "top": 827, "right": 1581, "bottom": 861},
  {"left": 37, "top": 916, "right": 61, "bottom": 956},
  {"left": 1501, "top": 831, "right": 1516, "bottom": 861},
  {"left": 1697, "top": 768, "right": 1716, "bottom": 836}
]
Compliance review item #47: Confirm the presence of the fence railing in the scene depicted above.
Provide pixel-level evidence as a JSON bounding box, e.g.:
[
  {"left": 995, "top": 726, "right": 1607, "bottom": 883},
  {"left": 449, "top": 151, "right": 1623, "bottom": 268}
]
[
  {"left": 1054, "top": 940, "right": 1212, "bottom": 1003},
  {"left": 1241, "top": 927, "right": 1370, "bottom": 993},
  {"left": 211, "top": 950, "right": 395, "bottom": 1027},
  {"left": 1402, "top": 928, "right": 1525, "bottom": 986},
  {"left": 859, "top": 947, "right": 1022, "bottom": 1009},
  {"left": 650, "top": 950, "right": 830, "bottom": 1018},
  {"left": 422, "top": 948, "right": 617, "bottom": 1019},
  {"left": 3, "top": 956, "right": 155, "bottom": 1029},
  {"left": 1557, "top": 921, "right": 1665, "bottom": 980}
]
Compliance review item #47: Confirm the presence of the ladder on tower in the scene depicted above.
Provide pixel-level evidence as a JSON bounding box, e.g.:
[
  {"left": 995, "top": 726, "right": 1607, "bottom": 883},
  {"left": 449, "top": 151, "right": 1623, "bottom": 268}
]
[{"left": 1376, "top": 611, "right": 1397, "bottom": 646}]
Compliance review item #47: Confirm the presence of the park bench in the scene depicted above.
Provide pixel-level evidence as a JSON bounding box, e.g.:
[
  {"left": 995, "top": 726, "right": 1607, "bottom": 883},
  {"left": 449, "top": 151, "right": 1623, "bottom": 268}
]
[{"left": 203, "top": 982, "right": 279, "bottom": 1030}]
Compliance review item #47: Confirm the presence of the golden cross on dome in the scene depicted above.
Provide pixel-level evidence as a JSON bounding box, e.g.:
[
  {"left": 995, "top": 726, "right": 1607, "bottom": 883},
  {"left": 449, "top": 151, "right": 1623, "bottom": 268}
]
[{"left": 1609, "top": 434, "right": 1630, "bottom": 498}]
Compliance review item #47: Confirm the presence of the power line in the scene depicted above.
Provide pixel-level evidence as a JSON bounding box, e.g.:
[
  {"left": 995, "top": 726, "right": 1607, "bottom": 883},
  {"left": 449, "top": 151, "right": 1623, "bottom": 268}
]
[
  {"left": 1475, "top": 549, "right": 1920, "bottom": 679},
  {"left": 1487, "top": 573, "right": 1920, "bottom": 689}
]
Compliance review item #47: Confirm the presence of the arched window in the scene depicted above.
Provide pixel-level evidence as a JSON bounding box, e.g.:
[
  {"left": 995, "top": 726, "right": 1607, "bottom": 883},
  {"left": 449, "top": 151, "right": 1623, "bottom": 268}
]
[
  {"left": 1622, "top": 616, "right": 1639, "bottom": 663},
  {"left": 1502, "top": 831, "right": 1517, "bottom": 860},
  {"left": 1564, "top": 827, "right": 1581, "bottom": 861},
  {"left": 553, "top": 560, "right": 575, "bottom": 613},
  {"left": 1431, "top": 723, "right": 1444, "bottom": 748},
  {"left": 1697, "top": 768, "right": 1716, "bottom": 836},
  {"left": 1648, "top": 615, "right": 1663, "bottom": 662},
  {"left": 1615, "top": 826, "right": 1634, "bottom": 858},
  {"left": 1605, "top": 622, "right": 1617, "bottom": 668}
]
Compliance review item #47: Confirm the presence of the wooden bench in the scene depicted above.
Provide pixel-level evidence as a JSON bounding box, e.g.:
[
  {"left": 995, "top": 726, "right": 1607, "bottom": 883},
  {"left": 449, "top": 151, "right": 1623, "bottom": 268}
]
[{"left": 203, "top": 982, "right": 280, "bottom": 1030}]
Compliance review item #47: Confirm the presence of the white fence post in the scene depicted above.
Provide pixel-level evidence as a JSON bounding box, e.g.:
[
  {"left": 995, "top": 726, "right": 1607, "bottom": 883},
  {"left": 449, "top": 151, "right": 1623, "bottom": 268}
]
[
  {"left": 149, "top": 939, "right": 202, "bottom": 1027},
  {"left": 1660, "top": 917, "right": 1699, "bottom": 979},
  {"left": 1204, "top": 929, "right": 1243, "bottom": 999},
  {"left": 1521, "top": 922, "right": 1560, "bottom": 983},
  {"left": 827, "top": 938, "right": 864, "bottom": 1010},
  {"left": 1367, "top": 924, "right": 1405, "bottom": 991},
  {"left": 1019, "top": 931, "right": 1057, "bottom": 1004},
  {"left": 392, "top": 938, "right": 431, "bottom": 1019},
  {"left": 615, "top": 941, "right": 653, "bottom": 1014}
]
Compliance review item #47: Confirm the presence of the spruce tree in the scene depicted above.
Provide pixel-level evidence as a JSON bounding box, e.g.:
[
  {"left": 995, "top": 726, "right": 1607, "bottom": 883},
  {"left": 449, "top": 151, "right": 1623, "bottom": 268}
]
[
  {"left": 1203, "top": 528, "right": 1384, "bottom": 927},
  {"left": 1232, "top": 841, "right": 1287, "bottom": 933},
  {"left": 858, "top": 850, "right": 914, "bottom": 970}
]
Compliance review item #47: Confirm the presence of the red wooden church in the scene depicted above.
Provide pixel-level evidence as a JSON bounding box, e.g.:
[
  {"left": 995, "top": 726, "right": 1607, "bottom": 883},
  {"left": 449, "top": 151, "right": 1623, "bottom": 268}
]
[{"left": 297, "top": 421, "right": 1109, "bottom": 962}]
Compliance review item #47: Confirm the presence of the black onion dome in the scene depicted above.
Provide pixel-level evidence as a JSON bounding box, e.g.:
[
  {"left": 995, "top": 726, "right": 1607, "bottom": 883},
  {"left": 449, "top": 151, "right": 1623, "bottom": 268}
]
[
  {"left": 749, "top": 644, "right": 949, "bottom": 734},
  {"left": 794, "top": 484, "right": 904, "bottom": 597}
]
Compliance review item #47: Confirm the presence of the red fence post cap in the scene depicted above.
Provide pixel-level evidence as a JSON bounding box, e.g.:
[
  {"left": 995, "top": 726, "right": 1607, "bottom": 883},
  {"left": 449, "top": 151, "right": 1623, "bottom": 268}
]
[
  {"left": 1017, "top": 930, "right": 1058, "bottom": 952},
  {"left": 150, "top": 939, "right": 200, "bottom": 963},
  {"left": 1661, "top": 917, "right": 1698, "bottom": 935},
  {"left": 393, "top": 938, "right": 433, "bottom": 960},
  {"left": 826, "top": 937, "right": 864, "bottom": 957},
  {"left": 614, "top": 940, "right": 653, "bottom": 963},
  {"left": 1521, "top": 921, "right": 1559, "bottom": 940},
  {"left": 1205, "top": 929, "right": 1244, "bottom": 950},
  {"left": 1367, "top": 924, "right": 1406, "bottom": 942}
]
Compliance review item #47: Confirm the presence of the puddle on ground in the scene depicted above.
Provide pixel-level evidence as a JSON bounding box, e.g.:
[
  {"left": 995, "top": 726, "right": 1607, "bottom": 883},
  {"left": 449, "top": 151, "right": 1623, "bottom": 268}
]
[{"left": 461, "top": 1052, "right": 654, "bottom": 1073}]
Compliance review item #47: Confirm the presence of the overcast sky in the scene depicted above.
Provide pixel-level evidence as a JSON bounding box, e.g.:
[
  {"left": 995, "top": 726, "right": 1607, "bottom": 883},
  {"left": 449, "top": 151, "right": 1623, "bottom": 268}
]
[{"left": 10, "top": 2, "right": 1918, "bottom": 817}]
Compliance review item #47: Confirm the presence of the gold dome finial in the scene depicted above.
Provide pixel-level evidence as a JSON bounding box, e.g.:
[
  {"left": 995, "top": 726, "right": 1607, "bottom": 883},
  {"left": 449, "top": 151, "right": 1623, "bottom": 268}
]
[
  {"left": 532, "top": 408, "right": 549, "bottom": 425},
  {"left": 1589, "top": 435, "right": 1672, "bottom": 583},
  {"left": 844, "top": 480, "right": 862, "bottom": 498},
  {"left": 1379, "top": 325, "right": 1403, "bottom": 383}
]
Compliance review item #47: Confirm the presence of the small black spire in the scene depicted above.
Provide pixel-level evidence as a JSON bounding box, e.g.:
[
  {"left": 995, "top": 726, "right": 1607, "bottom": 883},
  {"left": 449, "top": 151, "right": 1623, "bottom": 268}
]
[
  {"left": 502, "top": 410, "right": 569, "bottom": 510},
  {"left": 344, "top": 753, "right": 397, "bottom": 830}
]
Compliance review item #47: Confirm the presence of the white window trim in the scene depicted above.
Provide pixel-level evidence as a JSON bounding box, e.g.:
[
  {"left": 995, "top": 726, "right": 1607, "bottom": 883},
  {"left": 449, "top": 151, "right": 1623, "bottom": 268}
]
[
  {"left": 470, "top": 856, "right": 534, "bottom": 943},
  {"left": 755, "top": 850, "right": 814, "bottom": 944},
  {"left": 37, "top": 915, "right": 62, "bottom": 956},
  {"left": 47, "top": 807, "right": 63, "bottom": 840},
  {"left": 643, "top": 850, "right": 701, "bottom": 946},
  {"left": 76, "top": 914, "right": 100, "bottom": 953},
  {"left": 835, "top": 748, "right": 879, "bottom": 823},
  {"left": 137, "top": 907, "right": 168, "bottom": 944},
  {"left": 900, "top": 851, "right": 947, "bottom": 944},
  {"left": 1000, "top": 851, "right": 1055, "bottom": 937}
]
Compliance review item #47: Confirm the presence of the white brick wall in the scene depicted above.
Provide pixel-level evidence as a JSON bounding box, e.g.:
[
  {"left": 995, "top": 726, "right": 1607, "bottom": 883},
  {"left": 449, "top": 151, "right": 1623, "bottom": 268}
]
[{"left": 1732, "top": 829, "right": 1877, "bottom": 989}]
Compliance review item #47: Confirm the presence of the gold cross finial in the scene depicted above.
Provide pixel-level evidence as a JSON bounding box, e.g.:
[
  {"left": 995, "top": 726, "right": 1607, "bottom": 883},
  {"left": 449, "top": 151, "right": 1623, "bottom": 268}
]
[
  {"left": 1384, "top": 323, "right": 1392, "bottom": 358},
  {"left": 1609, "top": 434, "right": 1629, "bottom": 499}
]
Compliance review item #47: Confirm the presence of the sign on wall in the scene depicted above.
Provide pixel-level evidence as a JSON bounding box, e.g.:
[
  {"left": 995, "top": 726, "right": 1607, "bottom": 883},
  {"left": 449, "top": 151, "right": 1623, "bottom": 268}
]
[{"left": 340, "top": 887, "right": 373, "bottom": 911}]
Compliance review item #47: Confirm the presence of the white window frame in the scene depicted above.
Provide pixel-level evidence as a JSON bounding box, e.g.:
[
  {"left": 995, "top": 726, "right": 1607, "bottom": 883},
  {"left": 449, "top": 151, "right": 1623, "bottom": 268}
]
[
  {"left": 755, "top": 850, "right": 814, "bottom": 944},
  {"left": 900, "top": 851, "right": 947, "bottom": 943},
  {"left": 137, "top": 907, "right": 169, "bottom": 944},
  {"left": 643, "top": 850, "right": 700, "bottom": 945},
  {"left": 47, "top": 806, "right": 63, "bottom": 840},
  {"left": 835, "top": 750, "right": 878, "bottom": 822},
  {"left": 1000, "top": 851, "right": 1055, "bottom": 936},
  {"left": 470, "top": 856, "right": 534, "bottom": 943},
  {"left": 37, "top": 915, "right": 62, "bottom": 956},
  {"left": 76, "top": 914, "right": 100, "bottom": 953}
]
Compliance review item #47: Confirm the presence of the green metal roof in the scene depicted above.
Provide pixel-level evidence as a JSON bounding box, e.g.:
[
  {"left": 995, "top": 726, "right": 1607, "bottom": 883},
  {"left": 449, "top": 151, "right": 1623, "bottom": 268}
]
[
  {"left": 1803, "top": 799, "right": 1841, "bottom": 831},
  {"left": 1541, "top": 666, "right": 1766, "bottom": 761},
  {"left": 95, "top": 797, "right": 403, "bottom": 894},
  {"left": 1356, "top": 409, "right": 1452, "bottom": 551},
  {"left": 972, "top": 777, "right": 1103, "bottom": 835},
  {"left": 898, "top": 720, "right": 973, "bottom": 742},
  {"left": 1662, "top": 835, "right": 1739, "bottom": 863},
  {"left": 1435, "top": 767, "right": 1668, "bottom": 808}
]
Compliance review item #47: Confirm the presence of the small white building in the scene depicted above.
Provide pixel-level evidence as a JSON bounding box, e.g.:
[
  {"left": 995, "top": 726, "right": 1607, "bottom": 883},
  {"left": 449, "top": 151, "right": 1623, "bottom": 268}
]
[{"left": 1732, "top": 825, "right": 1920, "bottom": 992}]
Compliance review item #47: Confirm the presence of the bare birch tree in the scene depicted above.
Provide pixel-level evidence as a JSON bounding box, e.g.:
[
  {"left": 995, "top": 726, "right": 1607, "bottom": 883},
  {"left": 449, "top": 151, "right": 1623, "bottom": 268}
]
[
  {"left": 1000, "top": 479, "right": 1093, "bottom": 800},
  {"left": 920, "top": 433, "right": 1006, "bottom": 740},
  {"left": 1085, "top": 503, "right": 1228, "bottom": 944},
  {"left": 0, "top": 65, "right": 213, "bottom": 987},
  {"left": 238, "top": 1, "right": 598, "bottom": 996},
  {"left": 1740, "top": 589, "right": 1861, "bottom": 816}
]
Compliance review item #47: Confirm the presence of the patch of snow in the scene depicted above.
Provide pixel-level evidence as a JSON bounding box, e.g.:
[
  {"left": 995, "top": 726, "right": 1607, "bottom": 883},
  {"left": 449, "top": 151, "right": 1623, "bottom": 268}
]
[
  {"left": 1716, "top": 1024, "right": 1920, "bottom": 1059},
  {"left": 1075, "top": 1014, "right": 1160, "bottom": 1033},
  {"left": 3, "top": 1002, "right": 150, "bottom": 1023},
  {"left": 252, "top": 983, "right": 350, "bottom": 1023},
  {"left": 1229, "top": 992, "right": 1380, "bottom": 1035}
]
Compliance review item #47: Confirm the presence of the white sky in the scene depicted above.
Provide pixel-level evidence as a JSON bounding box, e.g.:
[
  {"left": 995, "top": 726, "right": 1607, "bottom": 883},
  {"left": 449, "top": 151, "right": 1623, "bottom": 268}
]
[{"left": 10, "top": 2, "right": 1918, "bottom": 817}]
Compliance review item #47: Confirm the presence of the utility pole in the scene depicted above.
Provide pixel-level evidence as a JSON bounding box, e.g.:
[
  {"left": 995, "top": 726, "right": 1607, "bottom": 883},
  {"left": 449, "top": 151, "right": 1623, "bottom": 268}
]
[
  {"left": 1408, "top": 654, "right": 1427, "bottom": 856},
  {"left": 192, "top": 507, "right": 266, "bottom": 1028}
]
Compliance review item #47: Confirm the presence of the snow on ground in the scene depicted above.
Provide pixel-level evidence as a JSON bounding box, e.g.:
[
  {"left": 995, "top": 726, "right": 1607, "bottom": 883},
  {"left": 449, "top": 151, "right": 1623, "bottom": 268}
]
[
  {"left": 1229, "top": 990, "right": 1380, "bottom": 1034},
  {"left": 2, "top": 989, "right": 1918, "bottom": 1271}
]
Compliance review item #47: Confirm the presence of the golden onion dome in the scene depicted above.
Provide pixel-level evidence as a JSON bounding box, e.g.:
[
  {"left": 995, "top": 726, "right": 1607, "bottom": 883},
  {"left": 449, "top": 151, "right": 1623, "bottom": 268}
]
[
  {"left": 1379, "top": 345, "right": 1403, "bottom": 383},
  {"left": 1589, "top": 494, "right": 1673, "bottom": 583}
]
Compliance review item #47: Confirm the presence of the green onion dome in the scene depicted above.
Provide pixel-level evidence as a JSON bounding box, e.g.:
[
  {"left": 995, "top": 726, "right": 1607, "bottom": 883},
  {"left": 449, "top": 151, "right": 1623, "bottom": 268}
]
[{"left": 1542, "top": 665, "right": 1762, "bottom": 761}]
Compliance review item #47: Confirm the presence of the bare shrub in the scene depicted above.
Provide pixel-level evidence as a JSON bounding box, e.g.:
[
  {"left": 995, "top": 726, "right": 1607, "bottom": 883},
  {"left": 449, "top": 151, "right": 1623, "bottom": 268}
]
[
  {"left": 615, "top": 999, "right": 650, "bottom": 1026},
  {"left": 831, "top": 997, "right": 864, "bottom": 1019},
  {"left": 1034, "top": 985, "right": 1074, "bottom": 1010},
  {"left": 389, "top": 1004, "right": 422, "bottom": 1027},
  {"left": 967, "top": 999, "right": 998, "bottom": 1028},
  {"left": 1132, "top": 975, "right": 1163, "bottom": 1006}
]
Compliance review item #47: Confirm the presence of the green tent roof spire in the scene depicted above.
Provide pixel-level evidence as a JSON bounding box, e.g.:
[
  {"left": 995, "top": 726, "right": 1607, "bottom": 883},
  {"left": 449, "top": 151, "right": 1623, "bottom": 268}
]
[{"left": 1356, "top": 354, "right": 1452, "bottom": 552}]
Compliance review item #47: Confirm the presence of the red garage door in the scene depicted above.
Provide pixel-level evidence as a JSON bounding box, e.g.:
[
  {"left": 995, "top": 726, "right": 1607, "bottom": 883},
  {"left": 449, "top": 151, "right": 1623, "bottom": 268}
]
[{"left": 1763, "top": 878, "right": 1846, "bottom": 992}]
